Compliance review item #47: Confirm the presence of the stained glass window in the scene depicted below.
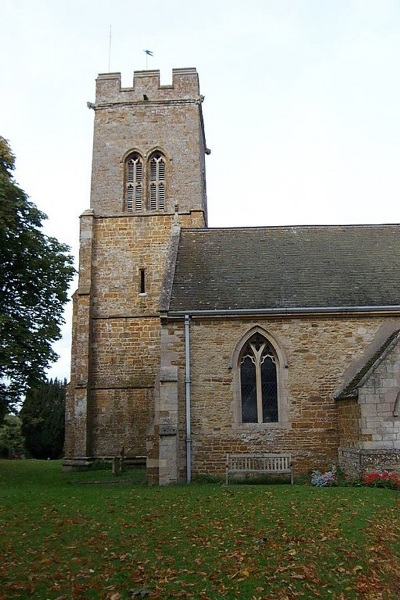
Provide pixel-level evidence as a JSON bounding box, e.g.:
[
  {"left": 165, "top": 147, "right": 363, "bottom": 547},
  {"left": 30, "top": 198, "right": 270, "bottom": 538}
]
[{"left": 240, "top": 333, "right": 278, "bottom": 423}]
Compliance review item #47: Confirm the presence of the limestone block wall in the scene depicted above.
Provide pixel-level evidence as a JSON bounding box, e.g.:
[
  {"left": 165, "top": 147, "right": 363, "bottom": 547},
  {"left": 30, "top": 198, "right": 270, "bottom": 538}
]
[
  {"left": 65, "top": 66, "right": 209, "bottom": 467},
  {"left": 337, "top": 399, "right": 361, "bottom": 448},
  {"left": 92, "top": 215, "right": 176, "bottom": 316},
  {"left": 90, "top": 317, "right": 160, "bottom": 388},
  {"left": 161, "top": 314, "right": 392, "bottom": 480},
  {"left": 88, "top": 317, "right": 160, "bottom": 458},
  {"left": 147, "top": 322, "right": 185, "bottom": 484},
  {"left": 338, "top": 335, "right": 400, "bottom": 477},
  {"left": 90, "top": 387, "right": 153, "bottom": 458},
  {"left": 64, "top": 293, "right": 79, "bottom": 460},
  {"left": 91, "top": 69, "right": 207, "bottom": 217},
  {"left": 83, "top": 214, "right": 173, "bottom": 458},
  {"left": 91, "top": 213, "right": 204, "bottom": 317},
  {"left": 65, "top": 209, "right": 205, "bottom": 464},
  {"left": 358, "top": 341, "right": 400, "bottom": 450},
  {"left": 64, "top": 210, "right": 94, "bottom": 463}
]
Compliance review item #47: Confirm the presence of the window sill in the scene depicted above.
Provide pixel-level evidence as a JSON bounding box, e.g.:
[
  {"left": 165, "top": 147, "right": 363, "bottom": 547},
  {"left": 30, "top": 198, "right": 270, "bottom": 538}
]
[{"left": 232, "top": 421, "right": 290, "bottom": 430}]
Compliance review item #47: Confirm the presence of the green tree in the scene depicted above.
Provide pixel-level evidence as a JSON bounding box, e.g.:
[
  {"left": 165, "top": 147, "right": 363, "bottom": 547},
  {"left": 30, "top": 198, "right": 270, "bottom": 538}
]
[
  {"left": 0, "top": 414, "right": 25, "bottom": 458},
  {"left": 0, "top": 137, "right": 75, "bottom": 419},
  {"left": 20, "top": 378, "right": 67, "bottom": 459}
]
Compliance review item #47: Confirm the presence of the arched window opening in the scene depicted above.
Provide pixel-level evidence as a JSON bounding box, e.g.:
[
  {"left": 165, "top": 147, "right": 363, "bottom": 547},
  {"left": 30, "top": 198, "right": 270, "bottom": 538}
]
[
  {"left": 125, "top": 153, "right": 143, "bottom": 211},
  {"left": 240, "top": 333, "right": 278, "bottom": 423},
  {"left": 149, "top": 152, "right": 165, "bottom": 210}
]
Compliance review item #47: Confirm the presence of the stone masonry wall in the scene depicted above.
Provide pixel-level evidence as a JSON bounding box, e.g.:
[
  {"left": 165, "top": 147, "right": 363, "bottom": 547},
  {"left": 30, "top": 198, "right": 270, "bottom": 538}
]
[
  {"left": 162, "top": 315, "right": 395, "bottom": 480},
  {"left": 64, "top": 292, "right": 79, "bottom": 459},
  {"left": 87, "top": 213, "right": 176, "bottom": 459},
  {"left": 358, "top": 340, "right": 400, "bottom": 451},
  {"left": 64, "top": 210, "right": 94, "bottom": 463},
  {"left": 337, "top": 399, "right": 361, "bottom": 448},
  {"left": 92, "top": 215, "right": 175, "bottom": 317},
  {"left": 88, "top": 317, "right": 160, "bottom": 457},
  {"left": 91, "top": 69, "right": 207, "bottom": 217},
  {"left": 65, "top": 212, "right": 204, "bottom": 462},
  {"left": 91, "top": 387, "right": 153, "bottom": 457},
  {"left": 65, "top": 67, "right": 208, "bottom": 466}
]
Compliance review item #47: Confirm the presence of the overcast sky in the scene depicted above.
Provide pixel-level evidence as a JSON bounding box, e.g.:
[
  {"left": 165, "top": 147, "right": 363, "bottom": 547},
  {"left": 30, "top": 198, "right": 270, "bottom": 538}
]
[{"left": 2, "top": 0, "right": 400, "bottom": 380}]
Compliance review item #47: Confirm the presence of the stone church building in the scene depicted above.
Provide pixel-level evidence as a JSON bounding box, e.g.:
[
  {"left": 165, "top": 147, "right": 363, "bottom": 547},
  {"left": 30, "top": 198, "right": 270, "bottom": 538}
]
[{"left": 64, "top": 67, "right": 400, "bottom": 484}]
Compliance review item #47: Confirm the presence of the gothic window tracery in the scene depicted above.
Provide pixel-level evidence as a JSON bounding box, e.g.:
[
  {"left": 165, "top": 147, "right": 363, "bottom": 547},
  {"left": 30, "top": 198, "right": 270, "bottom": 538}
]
[
  {"left": 124, "top": 150, "right": 167, "bottom": 212},
  {"left": 149, "top": 152, "right": 165, "bottom": 211},
  {"left": 239, "top": 332, "right": 278, "bottom": 423},
  {"left": 125, "top": 153, "right": 143, "bottom": 212}
]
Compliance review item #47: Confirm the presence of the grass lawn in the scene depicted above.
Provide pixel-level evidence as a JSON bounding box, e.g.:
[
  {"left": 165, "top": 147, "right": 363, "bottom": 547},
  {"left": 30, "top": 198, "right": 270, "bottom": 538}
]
[{"left": 0, "top": 461, "right": 399, "bottom": 599}]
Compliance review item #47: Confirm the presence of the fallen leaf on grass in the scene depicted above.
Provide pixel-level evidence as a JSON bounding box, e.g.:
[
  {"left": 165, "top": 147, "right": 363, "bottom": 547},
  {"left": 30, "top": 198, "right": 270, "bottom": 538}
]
[{"left": 130, "top": 588, "right": 155, "bottom": 597}]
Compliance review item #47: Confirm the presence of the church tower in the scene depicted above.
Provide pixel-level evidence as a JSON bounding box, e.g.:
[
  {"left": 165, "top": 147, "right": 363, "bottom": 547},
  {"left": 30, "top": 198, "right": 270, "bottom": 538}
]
[{"left": 64, "top": 68, "right": 208, "bottom": 467}]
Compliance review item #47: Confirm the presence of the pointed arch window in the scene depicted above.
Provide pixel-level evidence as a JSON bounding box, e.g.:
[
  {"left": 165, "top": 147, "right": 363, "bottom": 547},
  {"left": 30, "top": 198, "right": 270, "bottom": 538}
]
[
  {"left": 149, "top": 152, "right": 165, "bottom": 210},
  {"left": 239, "top": 333, "right": 278, "bottom": 423},
  {"left": 125, "top": 153, "right": 143, "bottom": 212}
]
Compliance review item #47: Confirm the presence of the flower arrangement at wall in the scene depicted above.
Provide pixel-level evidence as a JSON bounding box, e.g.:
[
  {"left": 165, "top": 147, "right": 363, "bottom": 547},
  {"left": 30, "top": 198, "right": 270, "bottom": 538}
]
[
  {"left": 311, "top": 468, "right": 400, "bottom": 489},
  {"left": 311, "top": 470, "right": 337, "bottom": 487},
  {"left": 362, "top": 471, "right": 400, "bottom": 489}
]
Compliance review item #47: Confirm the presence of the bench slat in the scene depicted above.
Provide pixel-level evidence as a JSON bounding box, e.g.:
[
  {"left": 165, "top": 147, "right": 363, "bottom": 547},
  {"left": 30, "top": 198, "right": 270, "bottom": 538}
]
[{"left": 226, "top": 453, "right": 293, "bottom": 485}]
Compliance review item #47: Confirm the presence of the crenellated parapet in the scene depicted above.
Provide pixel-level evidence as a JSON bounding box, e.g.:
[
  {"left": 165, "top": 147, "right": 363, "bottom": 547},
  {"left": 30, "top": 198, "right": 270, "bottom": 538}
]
[
  {"left": 95, "top": 68, "right": 200, "bottom": 105},
  {"left": 89, "top": 66, "right": 208, "bottom": 219}
]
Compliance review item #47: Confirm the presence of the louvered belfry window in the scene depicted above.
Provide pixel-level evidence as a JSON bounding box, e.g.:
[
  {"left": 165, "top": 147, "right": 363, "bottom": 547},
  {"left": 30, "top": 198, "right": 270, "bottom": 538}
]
[
  {"left": 240, "top": 333, "right": 278, "bottom": 423},
  {"left": 149, "top": 152, "right": 165, "bottom": 210},
  {"left": 125, "top": 153, "right": 143, "bottom": 211}
]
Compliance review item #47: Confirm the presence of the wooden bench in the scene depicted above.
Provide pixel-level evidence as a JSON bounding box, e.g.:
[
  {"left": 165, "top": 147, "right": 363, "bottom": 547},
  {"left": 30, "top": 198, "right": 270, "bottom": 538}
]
[{"left": 226, "top": 453, "right": 294, "bottom": 485}]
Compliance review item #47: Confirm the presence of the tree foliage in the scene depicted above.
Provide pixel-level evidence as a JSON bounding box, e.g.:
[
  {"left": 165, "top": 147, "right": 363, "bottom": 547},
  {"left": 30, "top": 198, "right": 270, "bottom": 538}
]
[
  {"left": 0, "top": 137, "right": 75, "bottom": 417},
  {"left": 0, "top": 414, "right": 25, "bottom": 458},
  {"left": 20, "top": 378, "right": 67, "bottom": 459}
]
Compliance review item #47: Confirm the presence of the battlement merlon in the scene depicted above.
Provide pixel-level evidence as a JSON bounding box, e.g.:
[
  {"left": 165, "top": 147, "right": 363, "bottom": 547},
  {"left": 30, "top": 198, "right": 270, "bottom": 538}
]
[{"left": 95, "top": 68, "right": 201, "bottom": 104}]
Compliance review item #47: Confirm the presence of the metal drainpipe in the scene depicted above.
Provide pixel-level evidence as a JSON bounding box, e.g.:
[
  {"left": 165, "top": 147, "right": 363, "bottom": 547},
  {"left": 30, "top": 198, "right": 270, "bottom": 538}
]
[{"left": 184, "top": 314, "right": 192, "bottom": 483}]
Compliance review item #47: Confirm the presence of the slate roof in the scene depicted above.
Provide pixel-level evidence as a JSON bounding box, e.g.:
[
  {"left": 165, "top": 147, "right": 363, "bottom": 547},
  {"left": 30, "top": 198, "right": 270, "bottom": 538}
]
[{"left": 168, "top": 224, "right": 400, "bottom": 313}]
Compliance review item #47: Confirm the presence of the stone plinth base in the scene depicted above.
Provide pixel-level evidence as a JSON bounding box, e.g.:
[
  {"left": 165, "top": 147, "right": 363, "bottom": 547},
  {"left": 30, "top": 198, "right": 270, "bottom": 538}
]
[{"left": 339, "top": 447, "right": 400, "bottom": 477}]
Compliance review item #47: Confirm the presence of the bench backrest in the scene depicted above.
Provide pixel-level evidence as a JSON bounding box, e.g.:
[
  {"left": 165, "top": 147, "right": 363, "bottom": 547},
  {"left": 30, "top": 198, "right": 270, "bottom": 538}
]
[{"left": 227, "top": 454, "right": 292, "bottom": 472}]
